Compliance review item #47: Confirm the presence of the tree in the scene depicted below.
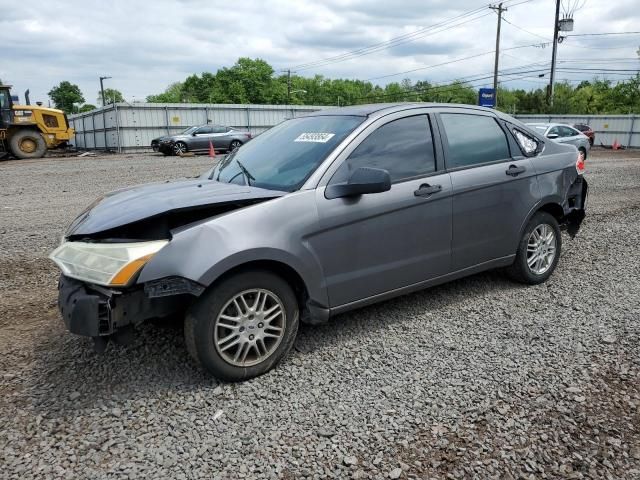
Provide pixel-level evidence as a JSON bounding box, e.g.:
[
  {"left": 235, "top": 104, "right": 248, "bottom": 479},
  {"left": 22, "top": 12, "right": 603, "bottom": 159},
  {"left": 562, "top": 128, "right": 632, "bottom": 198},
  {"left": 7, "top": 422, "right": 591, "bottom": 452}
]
[
  {"left": 48, "top": 81, "right": 84, "bottom": 114},
  {"left": 78, "top": 104, "right": 97, "bottom": 113},
  {"left": 98, "top": 88, "right": 124, "bottom": 106}
]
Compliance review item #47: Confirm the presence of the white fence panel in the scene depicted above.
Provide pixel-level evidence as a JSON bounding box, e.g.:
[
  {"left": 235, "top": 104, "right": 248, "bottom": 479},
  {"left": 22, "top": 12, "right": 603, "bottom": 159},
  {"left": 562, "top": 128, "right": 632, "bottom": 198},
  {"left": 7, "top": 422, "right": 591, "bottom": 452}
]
[{"left": 70, "top": 103, "right": 329, "bottom": 152}]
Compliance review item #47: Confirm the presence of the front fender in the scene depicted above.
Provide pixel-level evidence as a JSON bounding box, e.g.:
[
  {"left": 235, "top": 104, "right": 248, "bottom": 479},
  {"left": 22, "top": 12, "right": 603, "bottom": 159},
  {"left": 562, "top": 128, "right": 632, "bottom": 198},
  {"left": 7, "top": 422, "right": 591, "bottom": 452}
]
[{"left": 137, "top": 194, "right": 328, "bottom": 307}]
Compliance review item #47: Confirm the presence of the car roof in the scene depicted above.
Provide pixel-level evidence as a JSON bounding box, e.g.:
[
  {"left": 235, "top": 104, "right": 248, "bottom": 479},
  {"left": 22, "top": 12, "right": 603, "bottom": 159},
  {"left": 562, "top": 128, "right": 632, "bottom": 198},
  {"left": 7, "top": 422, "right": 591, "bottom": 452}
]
[
  {"left": 526, "top": 122, "right": 575, "bottom": 128},
  {"left": 303, "top": 102, "right": 501, "bottom": 118}
]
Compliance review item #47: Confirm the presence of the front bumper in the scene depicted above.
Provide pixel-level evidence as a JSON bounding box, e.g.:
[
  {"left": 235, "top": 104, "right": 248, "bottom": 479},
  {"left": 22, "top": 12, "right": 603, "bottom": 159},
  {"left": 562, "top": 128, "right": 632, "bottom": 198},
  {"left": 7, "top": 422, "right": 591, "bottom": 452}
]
[
  {"left": 158, "top": 142, "right": 173, "bottom": 154},
  {"left": 57, "top": 275, "right": 186, "bottom": 337}
]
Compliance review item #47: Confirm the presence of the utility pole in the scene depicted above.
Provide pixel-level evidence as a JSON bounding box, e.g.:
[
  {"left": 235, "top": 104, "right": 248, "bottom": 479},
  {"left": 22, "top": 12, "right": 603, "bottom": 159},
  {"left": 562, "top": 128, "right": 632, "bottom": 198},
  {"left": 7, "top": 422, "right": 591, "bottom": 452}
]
[
  {"left": 286, "top": 69, "right": 291, "bottom": 104},
  {"left": 99, "top": 76, "right": 111, "bottom": 106},
  {"left": 489, "top": 3, "right": 506, "bottom": 108},
  {"left": 548, "top": 0, "right": 561, "bottom": 106}
]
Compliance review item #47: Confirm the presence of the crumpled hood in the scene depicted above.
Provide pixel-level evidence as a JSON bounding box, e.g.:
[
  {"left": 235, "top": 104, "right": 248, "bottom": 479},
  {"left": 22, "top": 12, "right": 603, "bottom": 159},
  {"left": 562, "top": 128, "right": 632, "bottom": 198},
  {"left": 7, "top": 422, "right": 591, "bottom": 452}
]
[{"left": 66, "top": 179, "right": 286, "bottom": 237}]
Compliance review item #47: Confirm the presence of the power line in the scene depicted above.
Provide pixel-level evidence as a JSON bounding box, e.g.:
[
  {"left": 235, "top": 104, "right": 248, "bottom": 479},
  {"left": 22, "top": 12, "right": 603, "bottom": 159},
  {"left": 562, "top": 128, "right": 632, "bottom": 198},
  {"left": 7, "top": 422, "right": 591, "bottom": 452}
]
[
  {"left": 288, "top": 0, "right": 537, "bottom": 72},
  {"left": 289, "top": 5, "right": 489, "bottom": 71},
  {"left": 294, "top": 11, "right": 493, "bottom": 71},
  {"left": 502, "top": 17, "right": 550, "bottom": 40},
  {"left": 567, "top": 31, "right": 640, "bottom": 37},
  {"left": 366, "top": 41, "right": 551, "bottom": 82}
]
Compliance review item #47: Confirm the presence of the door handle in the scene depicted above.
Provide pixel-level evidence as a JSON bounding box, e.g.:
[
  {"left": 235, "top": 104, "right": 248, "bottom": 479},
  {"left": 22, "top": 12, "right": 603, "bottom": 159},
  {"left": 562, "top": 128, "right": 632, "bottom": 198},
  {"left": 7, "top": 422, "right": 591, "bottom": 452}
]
[
  {"left": 506, "top": 165, "right": 526, "bottom": 176},
  {"left": 414, "top": 183, "right": 442, "bottom": 197}
]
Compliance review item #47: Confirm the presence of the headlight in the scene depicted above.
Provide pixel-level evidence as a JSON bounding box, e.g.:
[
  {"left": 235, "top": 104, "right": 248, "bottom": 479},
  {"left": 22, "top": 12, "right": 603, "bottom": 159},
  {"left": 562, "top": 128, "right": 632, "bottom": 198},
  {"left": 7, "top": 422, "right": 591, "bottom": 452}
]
[{"left": 49, "top": 240, "right": 168, "bottom": 287}]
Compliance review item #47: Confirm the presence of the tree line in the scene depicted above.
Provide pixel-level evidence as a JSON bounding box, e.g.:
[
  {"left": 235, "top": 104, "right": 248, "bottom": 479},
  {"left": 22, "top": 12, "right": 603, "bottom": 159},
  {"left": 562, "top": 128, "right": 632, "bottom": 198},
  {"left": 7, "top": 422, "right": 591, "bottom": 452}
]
[{"left": 46, "top": 57, "right": 640, "bottom": 115}]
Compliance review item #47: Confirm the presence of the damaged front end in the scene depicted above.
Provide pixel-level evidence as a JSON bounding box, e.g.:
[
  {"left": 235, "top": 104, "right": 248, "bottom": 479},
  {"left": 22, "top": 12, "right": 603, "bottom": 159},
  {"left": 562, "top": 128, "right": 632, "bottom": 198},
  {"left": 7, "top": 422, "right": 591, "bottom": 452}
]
[{"left": 50, "top": 178, "right": 285, "bottom": 348}]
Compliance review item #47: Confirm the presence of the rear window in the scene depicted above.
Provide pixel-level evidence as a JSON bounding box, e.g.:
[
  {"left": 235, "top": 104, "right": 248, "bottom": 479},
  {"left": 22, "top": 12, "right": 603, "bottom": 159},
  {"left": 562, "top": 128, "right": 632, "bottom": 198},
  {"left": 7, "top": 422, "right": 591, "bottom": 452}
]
[{"left": 440, "top": 113, "right": 510, "bottom": 169}]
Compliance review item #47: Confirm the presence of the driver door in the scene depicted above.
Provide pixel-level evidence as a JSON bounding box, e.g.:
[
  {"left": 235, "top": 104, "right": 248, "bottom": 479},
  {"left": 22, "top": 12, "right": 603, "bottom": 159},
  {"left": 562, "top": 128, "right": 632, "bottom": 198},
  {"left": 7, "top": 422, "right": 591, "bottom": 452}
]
[
  {"left": 192, "top": 126, "right": 213, "bottom": 150},
  {"left": 309, "top": 111, "right": 452, "bottom": 307}
]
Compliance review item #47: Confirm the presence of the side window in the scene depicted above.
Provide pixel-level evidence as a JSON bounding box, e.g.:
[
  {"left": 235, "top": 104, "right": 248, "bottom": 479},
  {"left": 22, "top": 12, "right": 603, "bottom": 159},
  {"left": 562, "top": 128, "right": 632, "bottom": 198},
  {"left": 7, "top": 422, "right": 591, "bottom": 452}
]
[
  {"left": 547, "top": 126, "right": 560, "bottom": 137},
  {"left": 196, "top": 126, "right": 213, "bottom": 134},
  {"left": 212, "top": 126, "right": 227, "bottom": 133},
  {"left": 440, "top": 113, "right": 510, "bottom": 169},
  {"left": 560, "top": 126, "right": 577, "bottom": 137},
  {"left": 330, "top": 115, "right": 436, "bottom": 184}
]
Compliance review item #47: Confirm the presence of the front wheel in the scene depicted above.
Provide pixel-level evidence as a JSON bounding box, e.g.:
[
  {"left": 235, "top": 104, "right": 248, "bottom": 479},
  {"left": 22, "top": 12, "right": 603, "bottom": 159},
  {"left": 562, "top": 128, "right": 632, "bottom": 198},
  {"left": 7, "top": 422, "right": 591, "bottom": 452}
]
[
  {"left": 506, "top": 211, "right": 562, "bottom": 285},
  {"left": 172, "top": 141, "right": 187, "bottom": 156},
  {"left": 184, "top": 270, "right": 299, "bottom": 381},
  {"left": 229, "top": 140, "right": 242, "bottom": 152},
  {"left": 10, "top": 130, "right": 47, "bottom": 159}
]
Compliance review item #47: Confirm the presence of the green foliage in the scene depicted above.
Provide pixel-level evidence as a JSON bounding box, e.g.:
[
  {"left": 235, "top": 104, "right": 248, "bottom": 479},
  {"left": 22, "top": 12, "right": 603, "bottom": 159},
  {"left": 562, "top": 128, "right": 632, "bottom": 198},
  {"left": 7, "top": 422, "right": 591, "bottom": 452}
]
[
  {"left": 48, "top": 81, "right": 85, "bottom": 114},
  {"left": 146, "top": 58, "right": 640, "bottom": 114},
  {"left": 78, "top": 104, "right": 97, "bottom": 113},
  {"left": 98, "top": 88, "right": 124, "bottom": 106}
]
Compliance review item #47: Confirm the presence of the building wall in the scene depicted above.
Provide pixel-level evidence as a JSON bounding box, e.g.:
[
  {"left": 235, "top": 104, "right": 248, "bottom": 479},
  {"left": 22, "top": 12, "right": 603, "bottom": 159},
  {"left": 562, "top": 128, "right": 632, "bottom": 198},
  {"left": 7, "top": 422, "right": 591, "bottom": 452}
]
[{"left": 69, "top": 103, "right": 331, "bottom": 152}]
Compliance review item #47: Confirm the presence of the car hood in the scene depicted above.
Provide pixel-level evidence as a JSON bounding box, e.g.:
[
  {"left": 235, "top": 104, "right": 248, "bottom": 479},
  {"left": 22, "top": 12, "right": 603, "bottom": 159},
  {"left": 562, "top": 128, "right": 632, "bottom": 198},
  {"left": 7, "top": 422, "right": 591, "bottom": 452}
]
[{"left": 66, "top": 179, "right": 286, "bottom": 237}]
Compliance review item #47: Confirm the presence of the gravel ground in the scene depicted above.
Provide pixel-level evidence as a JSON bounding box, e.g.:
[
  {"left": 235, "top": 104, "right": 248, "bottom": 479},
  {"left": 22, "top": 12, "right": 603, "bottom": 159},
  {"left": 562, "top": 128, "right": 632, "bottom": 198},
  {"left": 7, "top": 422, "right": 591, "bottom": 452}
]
[{"left": 1, "top": 150, "right": 639, "bottom": 479}]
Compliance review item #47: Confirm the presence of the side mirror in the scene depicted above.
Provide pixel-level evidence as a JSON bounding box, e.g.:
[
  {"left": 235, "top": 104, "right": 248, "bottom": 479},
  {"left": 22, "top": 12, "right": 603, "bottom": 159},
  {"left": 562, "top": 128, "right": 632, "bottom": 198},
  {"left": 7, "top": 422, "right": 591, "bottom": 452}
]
[
  {"left": 546, "top": 133, "right": 559, "bottom": 139},
  {"left": 325, "top": 167, "right": 391, "bottom": 200},
  {"left": 192, "top": 132, "right": 198, "bottom": 136}
]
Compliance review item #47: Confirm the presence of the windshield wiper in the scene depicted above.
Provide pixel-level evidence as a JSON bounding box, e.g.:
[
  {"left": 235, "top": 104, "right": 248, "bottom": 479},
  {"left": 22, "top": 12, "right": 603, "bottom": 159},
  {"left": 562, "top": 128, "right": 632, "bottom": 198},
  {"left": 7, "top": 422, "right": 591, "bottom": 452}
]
[{"left": 235, "top": 159, "right": 255, "bottom": 186}]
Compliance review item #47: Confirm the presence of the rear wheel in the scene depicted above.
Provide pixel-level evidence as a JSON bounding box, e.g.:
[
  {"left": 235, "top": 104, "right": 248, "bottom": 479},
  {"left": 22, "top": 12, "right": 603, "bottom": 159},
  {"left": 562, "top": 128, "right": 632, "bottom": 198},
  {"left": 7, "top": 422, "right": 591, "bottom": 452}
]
[
  {"left": 229, "top": 140, "right": 242, "bottom": 152},
  {"left": 9, "top": 130, "right": 47, "bottom": 159},
  {"left": 184, "top": 270, "right": 299, "bottom": 381},
  {"left": 506, "top": 211, "right": 561, "bottom": 285}
]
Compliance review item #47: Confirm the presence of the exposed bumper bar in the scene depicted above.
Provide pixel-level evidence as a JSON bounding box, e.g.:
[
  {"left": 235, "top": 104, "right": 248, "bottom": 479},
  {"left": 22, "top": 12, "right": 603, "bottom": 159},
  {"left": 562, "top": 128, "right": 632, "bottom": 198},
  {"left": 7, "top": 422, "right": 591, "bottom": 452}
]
[{"left": 57, "top": 275, "right": 187, "bottom": 337}]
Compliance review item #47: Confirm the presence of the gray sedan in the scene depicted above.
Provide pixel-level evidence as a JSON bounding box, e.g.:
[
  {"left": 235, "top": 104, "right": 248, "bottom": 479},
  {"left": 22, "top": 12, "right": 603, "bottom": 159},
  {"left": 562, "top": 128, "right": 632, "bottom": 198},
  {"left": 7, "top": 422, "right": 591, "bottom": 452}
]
[
  {"left": 154, "top": 125, "right": 252, "bottom": 156},
  {"left": 51, "top": 103, "right": 587, "bottom": 381},
  {"left": 527, "top": 122, "right": 591, "bottom": 159}
]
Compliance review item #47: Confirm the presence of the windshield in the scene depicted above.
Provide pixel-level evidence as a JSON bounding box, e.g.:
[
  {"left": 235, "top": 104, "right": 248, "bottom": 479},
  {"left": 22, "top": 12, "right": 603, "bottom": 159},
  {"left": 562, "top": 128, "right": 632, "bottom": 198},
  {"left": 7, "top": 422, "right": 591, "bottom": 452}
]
[
  {"left": 181, "top": 126, "right": 199, "bottom": 135},
  {"left": 210, "top": 115, "right": 364, "bottom": 192}
]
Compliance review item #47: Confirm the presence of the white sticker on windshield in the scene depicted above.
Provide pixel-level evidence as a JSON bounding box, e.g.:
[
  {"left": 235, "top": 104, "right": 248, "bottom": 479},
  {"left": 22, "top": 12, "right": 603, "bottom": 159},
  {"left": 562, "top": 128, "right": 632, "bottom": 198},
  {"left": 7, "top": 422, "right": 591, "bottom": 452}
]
[{"left": 294, "top": 132, "right": 335, "bottom": 143}]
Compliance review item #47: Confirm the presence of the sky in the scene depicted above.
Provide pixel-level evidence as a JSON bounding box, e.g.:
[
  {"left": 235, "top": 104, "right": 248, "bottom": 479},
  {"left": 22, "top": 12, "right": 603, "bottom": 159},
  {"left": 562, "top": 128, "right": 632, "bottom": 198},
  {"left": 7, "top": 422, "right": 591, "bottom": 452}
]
[{"left": 1, "top": 0, "right": 639, "bottom": 105}]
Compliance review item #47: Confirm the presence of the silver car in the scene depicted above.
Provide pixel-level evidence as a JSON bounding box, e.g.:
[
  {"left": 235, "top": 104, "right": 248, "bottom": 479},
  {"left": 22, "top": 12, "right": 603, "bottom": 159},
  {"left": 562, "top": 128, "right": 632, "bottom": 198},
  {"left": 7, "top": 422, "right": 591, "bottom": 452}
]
[
  {"left": 527, "top": 123, "right": 591, "bottom": 160},
  {"left": 51, "top": 103, "right": 588, "bottom": 381},
  {"left": 152, "top": 125, "right": 252, "bottom": 156}
]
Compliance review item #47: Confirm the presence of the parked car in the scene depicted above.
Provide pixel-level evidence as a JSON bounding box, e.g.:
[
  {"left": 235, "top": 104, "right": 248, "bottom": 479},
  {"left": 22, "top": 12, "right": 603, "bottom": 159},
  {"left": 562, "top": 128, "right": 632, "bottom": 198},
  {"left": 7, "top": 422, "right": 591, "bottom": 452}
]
[
  {"left": 573, "top": 123, "right": 595, "bottom": 146},
  {"left": 527, "top": 122, "right": 591, "bottom": 160},
  {"left": 151, "top": 125, "right": 252, "bottom": 155},
  {"left": 50, "top": 103, "right": 587, "bottom": 381}
]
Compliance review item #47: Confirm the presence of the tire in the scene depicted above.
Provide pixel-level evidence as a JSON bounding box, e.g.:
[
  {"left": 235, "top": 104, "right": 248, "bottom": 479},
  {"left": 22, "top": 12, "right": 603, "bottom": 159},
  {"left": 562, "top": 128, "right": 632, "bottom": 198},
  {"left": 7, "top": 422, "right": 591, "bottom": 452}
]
[
  {"left": 184, "top": 270, "right": 299, "bottom": 381},
  {"left": 506, "top": 211, "right": 562, "bottom": 285},
  {"left": 9, "top": 130, "right": 47, "bottom": 159},
  {"left": 173, "top": 141, "right": 187, "bottom": 156},
  {"left": 229, "top": 140, "right": 242, "bottom": 152}
]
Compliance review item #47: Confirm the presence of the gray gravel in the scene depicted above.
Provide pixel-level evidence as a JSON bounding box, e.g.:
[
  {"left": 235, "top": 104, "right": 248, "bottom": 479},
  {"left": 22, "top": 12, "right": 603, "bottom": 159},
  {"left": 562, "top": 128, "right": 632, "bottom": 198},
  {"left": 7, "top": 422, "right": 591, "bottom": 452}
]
[{"left": 1, "top": 150, "right": 639, "bottom": 479}]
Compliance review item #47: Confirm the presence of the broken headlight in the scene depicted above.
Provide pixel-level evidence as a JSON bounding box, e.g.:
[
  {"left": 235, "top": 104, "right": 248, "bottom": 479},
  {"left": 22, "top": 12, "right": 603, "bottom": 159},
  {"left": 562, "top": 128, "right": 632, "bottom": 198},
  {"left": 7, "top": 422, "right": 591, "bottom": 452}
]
[{"left": 49, "top": 240, "right": 168, "bottom": 287}]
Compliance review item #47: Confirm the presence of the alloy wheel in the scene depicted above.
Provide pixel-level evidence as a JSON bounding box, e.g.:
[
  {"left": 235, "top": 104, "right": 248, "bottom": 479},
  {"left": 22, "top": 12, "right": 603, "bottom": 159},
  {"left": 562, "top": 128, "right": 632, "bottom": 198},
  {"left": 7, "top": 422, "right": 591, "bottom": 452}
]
[
  {"left": 214, "top": 289, "right": 286, "bottom": 367},
  {"left": 173, "top": 142, "right": 187, "bottom": 155},
  {"left": 526, "top": 224, "right": 557, "bottom": 275}
]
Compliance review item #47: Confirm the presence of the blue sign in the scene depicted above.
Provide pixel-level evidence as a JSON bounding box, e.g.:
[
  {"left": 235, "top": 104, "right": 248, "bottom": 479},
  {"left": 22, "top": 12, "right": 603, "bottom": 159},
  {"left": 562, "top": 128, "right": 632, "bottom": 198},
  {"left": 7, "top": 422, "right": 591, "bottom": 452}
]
[{"left": 478, "top": 88, "right": 496, "bottom": 108}]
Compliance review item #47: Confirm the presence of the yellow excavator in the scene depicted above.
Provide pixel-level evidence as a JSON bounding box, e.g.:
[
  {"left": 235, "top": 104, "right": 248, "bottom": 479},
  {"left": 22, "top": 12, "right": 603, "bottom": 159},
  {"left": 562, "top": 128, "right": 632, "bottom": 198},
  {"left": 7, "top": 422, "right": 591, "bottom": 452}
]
[{"left": 0, "top": 85, "right": 75, "bottom": 159}]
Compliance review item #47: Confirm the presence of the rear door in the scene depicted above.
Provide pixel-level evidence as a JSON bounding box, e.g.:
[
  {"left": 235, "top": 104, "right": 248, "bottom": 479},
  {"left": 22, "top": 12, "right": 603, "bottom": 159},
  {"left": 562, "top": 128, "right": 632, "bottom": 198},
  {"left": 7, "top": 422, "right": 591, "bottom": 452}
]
[
  {"left": 311, "top": 110, "right": 453, "bottom": 307},
  {"left": 437, "top": 110, "right": 539, "bottom": 271},
  {"left": 212, "top": 126, "right": 232, "bottom": 149}
]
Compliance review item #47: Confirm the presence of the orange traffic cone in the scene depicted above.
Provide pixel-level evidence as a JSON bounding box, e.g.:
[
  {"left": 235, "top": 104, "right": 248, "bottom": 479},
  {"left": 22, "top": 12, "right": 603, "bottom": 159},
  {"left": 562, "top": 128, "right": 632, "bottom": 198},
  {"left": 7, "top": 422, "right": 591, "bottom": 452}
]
[{"left": 612, "top": 139, "right": 621, "bottom": 150}]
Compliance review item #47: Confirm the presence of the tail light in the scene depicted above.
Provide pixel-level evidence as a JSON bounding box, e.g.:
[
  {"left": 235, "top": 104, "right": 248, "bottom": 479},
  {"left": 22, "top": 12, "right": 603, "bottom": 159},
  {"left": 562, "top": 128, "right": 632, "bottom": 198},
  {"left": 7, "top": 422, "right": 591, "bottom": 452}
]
[
  {"left": 576, "top": 151, "right": 585, "bottom": 175},
  {"left": 246, "top": 132, "right": 252, "bottom": 139}
]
